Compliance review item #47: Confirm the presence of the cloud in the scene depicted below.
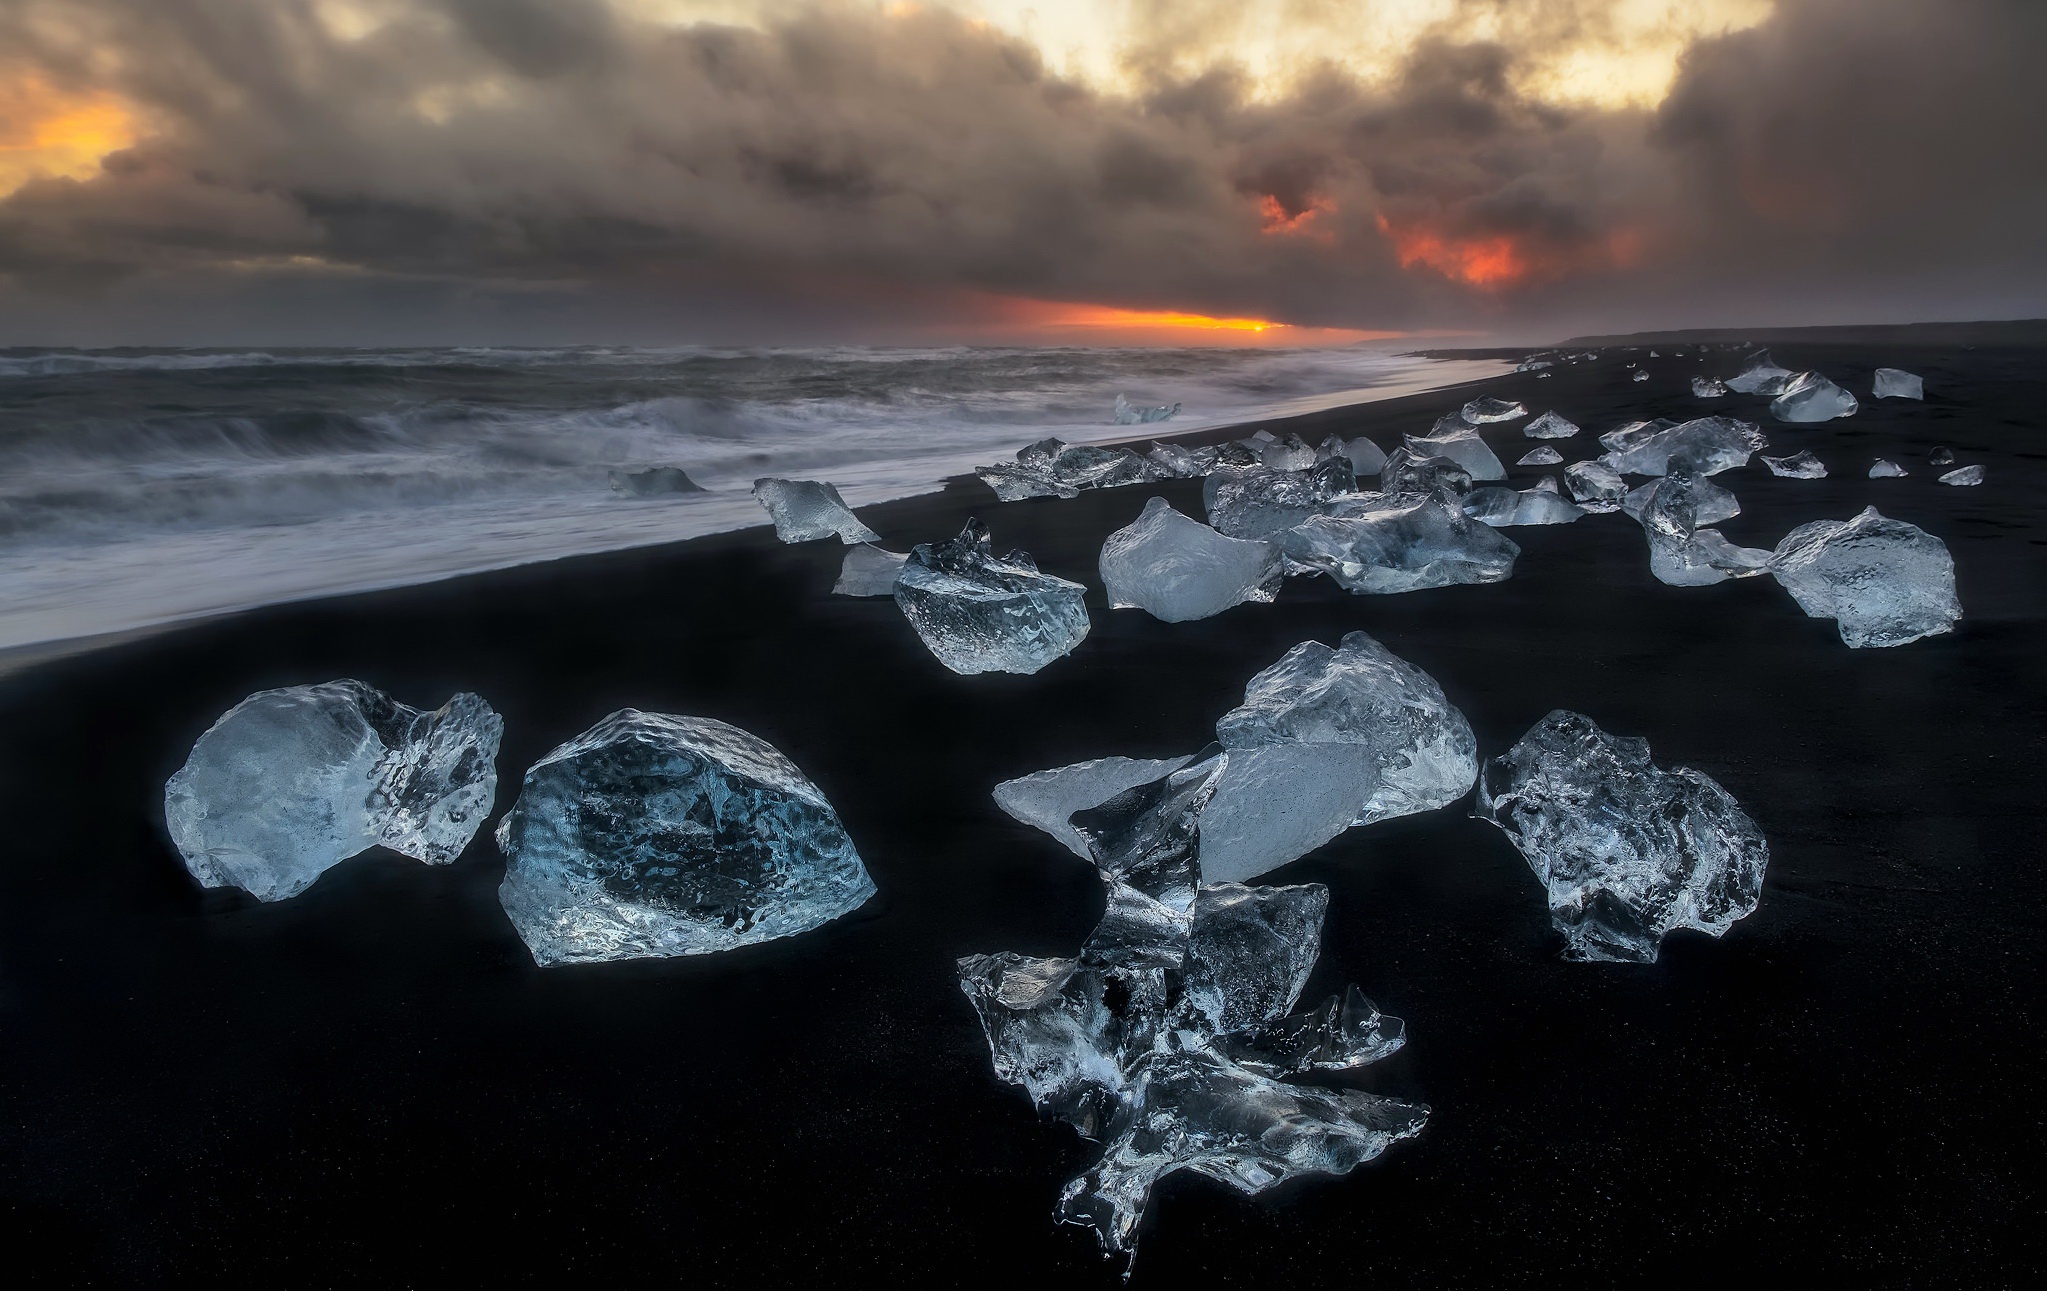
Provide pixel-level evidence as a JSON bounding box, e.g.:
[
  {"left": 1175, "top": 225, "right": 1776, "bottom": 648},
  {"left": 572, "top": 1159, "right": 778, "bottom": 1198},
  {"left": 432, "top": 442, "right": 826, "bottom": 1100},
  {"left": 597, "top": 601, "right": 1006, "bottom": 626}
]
[{"left": 0, "top": 0, "right": 2039, "bottom": 343}]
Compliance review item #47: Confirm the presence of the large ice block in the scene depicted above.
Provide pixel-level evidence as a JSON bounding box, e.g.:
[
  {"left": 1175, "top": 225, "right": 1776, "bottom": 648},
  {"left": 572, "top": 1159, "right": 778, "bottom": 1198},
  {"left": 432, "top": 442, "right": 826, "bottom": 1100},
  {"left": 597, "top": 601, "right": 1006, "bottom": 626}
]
[
  {"left": 1522, "top": 411, "right": 1580, "bottom": 439},
  {"left": 1462, "top": 396, "right": 1528, "bottom": 424},
  {"left": 1048, "top": 442, "right": 1162, "bottom": 489},
  {"left": 495, "top": 711, "right": 874, "bottom": 965},
  {"left": 1099, "top": 497, "right": 1284, "bottom": 622},
  {"left": 1762, "top": 450, "right": 1828, "bottom": 479},
  {"left": 1280, "top": 493, "right": 1519, "bottom": 594},
  {"left": 832, "top": 544, "right": 908, "bottom": 597},
  {"left": 1873, "top": 368, "right": 1924, "bottom": 400},
  {"left": 1114, "top": 395, "right": 1182, "bottom": 425},
  {"left": 1261, "top": 433, "right": 1315, "bottom": 472},
  {"left": 1597, "top": 416, "right": 1764, "bottom": 477},
  {"left": 1404, "top": 428, "right": 1507, "bottom": 481},
  {"left": 1204, "top": 467, "right": 1340, "bottom": 539},
  {"left": 751, "top": 478, "right": 882, "bottom": 543},
  {"left": 1725, "top": 351, "right": 1795, "bottom": 395},
  {"left": 1771, "top": 507, "right": 1960, "bottom": 647},
  {"left": 165, "top": 681, "right": 503, "bottom": 902},
  {"left": 1770, "top": 372, "right": 1858, "bottom": 423},
  {"left": 895, "top": 520, "right": 1090, "bottom": 674},
  {"left": 992, "top": 755, "right": 1196, "bottom": 860},
  {"left": 1475, "top": 710, "right": 1768, "bottom": 964}
]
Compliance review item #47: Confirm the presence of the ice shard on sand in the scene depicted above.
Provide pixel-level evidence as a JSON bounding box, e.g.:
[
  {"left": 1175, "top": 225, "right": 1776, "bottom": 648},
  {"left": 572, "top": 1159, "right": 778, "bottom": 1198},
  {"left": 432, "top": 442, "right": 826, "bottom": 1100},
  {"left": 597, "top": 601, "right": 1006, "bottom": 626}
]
[
  {"left": 1098, "top": 497, "right": 1283, "bottom": 622},
  {"left": 1770, "top": 372, "right": 1859, "bottom": 423},
  {"left": 1521, "top": 410, "right": 1579, "bottom": 439},
  {"left": 1771, "top": 507, "right": 1960, "bottom": 648},
  {"left": 1763, "top": 450, "right": 1827, "bottom": 479},
  {"left": 1279, "top": 493, "right": 1519, "bottom": 595},
  {"left": 895, "top": 519, "right": 1090, "bottom": 674},
  {"left": 1939, "top": 465, "right": 1985, "bottom": 486},
  {"left": 832, "top": 544, "right": 908, "bottom": 597},
  {"left": 1517, "top": 445, "right": 1563, "bottom": 466},
  {"left": 1873, "top": 368, "right": 1924, "bottom": 400},
  {"left": 751, "top": 478, "right": 882, "bottom": 543},
  {"left": 1462, "top": 396, "right": 1527, "bottom": 424}
]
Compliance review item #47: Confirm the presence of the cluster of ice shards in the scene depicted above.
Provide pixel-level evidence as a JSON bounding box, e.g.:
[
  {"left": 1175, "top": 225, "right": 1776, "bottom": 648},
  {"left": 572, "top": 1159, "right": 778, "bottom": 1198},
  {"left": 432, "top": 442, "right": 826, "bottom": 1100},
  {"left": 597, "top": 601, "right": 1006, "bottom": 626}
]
[
  {"left": 1463, "top": 481, "right": 1586, "bottom": 527},
  {"left": 976, "top": 463, "right": 1083, "bottom": 501},
  {"left": 1868, "top": 459, "right": 1908, "bottom": 479},
  {"left": 1462, "top": 396, "right": 1527, "bottom": 424},
  {"left": 895, "top": 520, "right": 1090, "bottom": 674},
  {"left": 609, "top": 466, "right": 705, "bottom": 497},
  {"left": 978, "top": 438, "right": 1166, "bottom": 500},
  {"left": 165, "top": 680, "right": 503, "bottom": 902},
  {"left": 1725, "top": 351, "right": 1795, "bottom": 396},
  {"left": 1114, "top": 395, "right": 1182, "bottom": 425},
  {"left": 1763, "top": 450, "right": 1828, "bottom": 479},
  {"left": 1563, "top": 460, "right": 1628, "bottom": 513},
  {"left": 1629, "top": 472, "right": 1771, "bottom": 587},
  {"left": 1770, "top": 372, "right": 1858, "bottom": 423},
  {"left": 1692, "top": 375, "right": 1730, "bottom": 398},
  {"left": 1145, "top": 440, "right": 1218, "bottom": 478},
  {"left": 832, "top": 544, "right": 909, "bottom": 597},
  {"left": 1099, "top": 498, "right": 1284, "bottom": 622},
  {"left": 1598, "top": 416, "right": 1765, "bottom": 478},
  {"left": 1939, "top": 465, "right": 1985, "bottom": 486},
  {"left": 1771, "top": 507, "right": 1960, "bottom": 648},
  {"left": 1873, "top": 368, "right": 1925, "bottom": 400},
  {"left": 1380, "top": 447, "right": 1474, "bottom": 497},
  {"left": 1517, "top": 445, "right": 1564, "bottom": 466},
  {"left": 1631, "top": 369, "right": 1650, "bottom": 383},
  {"left": 1204, "top": 466, "right": 1344, "bottom": 539},
  {"left": 960, "top": 751, "right": 1426, "bottom": 1257},
  {"left": 1522, "top": 410, "right": 1579, "bottom": 439},
  {"left": 752, "top": 478, "right": 881, "bottom": 544},
  {"left": 1622, "top": 473, "right": 1739, "bottom": 527},
  {"left": 1475, "top": 711, "right": 1768, "bottom": 964},
  {"left": 1404, "top": 427, "right": 1506, "bottom": 481},
  {"left": 1279, "top": 494, "right": 1520, "bottom": 595},
  {"left": 495, "top": 711, "right": 874, "bottom": 965}
]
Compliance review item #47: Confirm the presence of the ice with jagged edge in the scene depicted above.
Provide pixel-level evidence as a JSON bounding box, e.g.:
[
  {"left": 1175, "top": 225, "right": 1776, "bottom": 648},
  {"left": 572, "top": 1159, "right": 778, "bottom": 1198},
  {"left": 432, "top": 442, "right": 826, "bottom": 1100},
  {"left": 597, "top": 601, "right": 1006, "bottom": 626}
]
[
  {"left": 1100, "top": 497, "right": 1284, "bottom": 623},
  {"left": 894, "top": 519, "right": 1089, "bottom": 674},
  {"left": 1763, "top": 450, "right": 1828, "bottom": 479},
  {"left": 1380, "top": 447, "right": 1474, "bottom": 497},
  {"left": 1939, "top": 465, "right": 1985, "bottom": 486},
  {"left": 977, "top": 462, "right": 1081, "bottom": 501},
  {"left": 1771, "top": 507, "right": 1960, "bottom": 648},
  {"left": 1692, "top": 375, "right": 1729, "bottom": 398},
  {"left": 960, "top": 752, "right": 1426, "bottom": 1258},
  {"left": 1145, "top": 440, "right": 1218, "bottom": 478},
  {"left": 1517, "top": 445, "right": 1563, "bottom": 466},
  {"left": 1280, "top": 493, "right": 1518, "bottom": 594},
  {"left": 1114, "top": 395, "right": 1182, "bottom": 425},
  {"left": 1725, "top": 351, "right": 1795, "bottom": 395},
  {"left": 832, "top": 544, "right": 908, "bottom": 596},
  {"left": 1522, "top": 411, "right": 1579, "bottom": 439},
  {"left": 1462, "top": 482, "right": 1586, "bottom": 527},
  {"left": 165, "top": 680, "right": 502, "bottom": 902},
  {"left": 1630, "top": 472, "right": 1770, "bottom": 586},
  {"left": 1599, "top": 416, "right": 1764, "bottom": 477},
  {"left": 1622, "top": 473, "right": 1739, "bottom": 526},
  {"left": 609, "top": 466, "right": 705, "bottom": 497},
  {"left": 1873, "top": 368, "right": 1924, "bottom": 400},
  {"left": 751, "top": 478, "right": 882, "bottom": 543},
  {"left": 1475, "top": 710, "right": 1768, "bottom": 964},
  {"left": 993, "top": 755, "right": 1196, "bottom": 860},
  {"left": 1204, "top": 466, "right": 1343, "bottom": 539},
  {"left": 1462, "top": 396, "right": 1528, "bottom": 424},
  {"left": 1342, "top": 435, "right": 1388, "bottom": 476},
  {"left": 1563, "top": 460, "right": 1628, "bottom": 513},
  {"left": 1770, "top": 372, "right": 1858, "bottom": 423},
  {"left": 1405, "top": 427, "right": 1506, "bottom": 481},
  {"left": 1261, "top": 433, "right": 1316, "bottom": 472},
  {"left": 495, "top": 711, "right": 874, "bottom": 965},
  {"left": 1043, "top": 440, "right": 1163, "bottom": 489},
  {"left": 1868, "top": 459, "right": 1908, "bottom": 478}
]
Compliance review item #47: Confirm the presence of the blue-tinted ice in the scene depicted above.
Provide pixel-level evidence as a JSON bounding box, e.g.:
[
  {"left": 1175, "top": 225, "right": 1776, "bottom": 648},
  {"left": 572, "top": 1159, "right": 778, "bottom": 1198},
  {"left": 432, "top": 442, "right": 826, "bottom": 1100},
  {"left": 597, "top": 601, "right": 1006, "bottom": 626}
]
[
  {"left": 1099, "top": 497, "right": 1283, "bottom": 622},
  {"left": 1873, "top": 368, "right": 1924, "bottom": 400},
  {"left": 895, "top": 519, "right": 1090, "bottom": 674},
  {"left": 1771, "top": 507, "right": 1960, "bottom": 648},
  {"left": 751, "top": 478, "right": 881, "bottom": 544},
  {"left": 1279, "top": 493, "right": 1518, "bottom": 594},
  {"left": 1770, "top": 372, "right": 1858, "bottom": 423}
]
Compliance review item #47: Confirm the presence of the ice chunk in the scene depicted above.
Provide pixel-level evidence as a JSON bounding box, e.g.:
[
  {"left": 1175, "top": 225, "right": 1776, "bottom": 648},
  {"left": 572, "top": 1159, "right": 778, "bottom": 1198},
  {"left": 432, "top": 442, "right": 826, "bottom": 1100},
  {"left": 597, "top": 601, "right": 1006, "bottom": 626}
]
[
  {"left": 1725, "top": 351, "right": 1795, "bottom": 395},
  {"left": 1763, "top": 450, "right": 1828, "bottom": 479},
  {"left": 1522, "top": 411, "right": 1580, "bottom": 439},
  {"left": 1631, "top": 369, "right": 1650, "bottom": 383},
  {"left": 1770, "top": 372, "right": 1858, "bottom": 423},
  {"left": 1099, "top": 497, "right": 1283, "bottom": 622},
  {"left": 1145, "top": 440, "right": 1218, "bottom": 478},
  {"left": 752, "top": 478, "right": 881, "bottom": 544},
  {"left": 1939, "top": 465, "right": 1985, "bottom": 486},
  {"left": 1342, "top": 435, "right": 1388, "bottom": 476},
  {"left": 1048, "top": 442, "right": 1163, "bottom": 489},
  {"left": 1623, "top": 473, "right": 1740, "bottom": 527},
  {"left": 1598, "top": 416, "right": 1764, "bottom": 477},
  {"left": 1200, "top": 631, "right": 1478, "bottom": 884},
  {"left": 1475, "top": 711, "right": 1768, "bottom": 964},
  {"left": 1868, "top": 458, "right": 1908, "bottom": 478},
  {"left": 1279, "top": 494, "right": 1519, "bottom": 595},
  {"left": 1462, "top": 396, "right": 1528, "bottom": 424},
  {"left": 1771, "top": 507, "right": 1961, "bottom": 647},
  {"left": 1463, "top": 485, "right": 1585, "bottom": 527},
  {"left": 1261, "top": 433, "right": 1315, "bottom": 472},
  {"left": 1204, "top": 467, "right": 1339, "bottom": 539},
  {"left": 1517, "top": 445, "right": 1563, "bottom": 466},
  {"left": 1215, "top": 983, "right": 1406, "bottom": 1075},
  {"left": 1379, "top": 448, "right": 1474, "bottom": 497},
  {"left": 993, "top": 754, "right": 1196, "bottom": 860},
  {"left": 1598, "top": 418, "right": 1677, "bottom": 451},
  {"left": 609, "top": 466, "right": 705, "bottom": 497},
  {"left": 495, "top": 711, "right": 873, "bottom": 965},
  {"left": 1563, "top": 461, "right": 1627, "bottom": 513},
  {"left": 895, "top": 520, "right": 1090, "bottom": 674},
  {"left": 832, "top": 544, "right": 908, "bottom": 597},
  {"left": 1114, "top": 395, "right": 1181, "bottom": 425},
  {"left": 1211, "top": 440, "right": 1261, "bottom": 469},
  {"left": 1928, "top": 446, "right": 1955, "bottom": 466},
  {"left": 1631, "top": 472, "right": 1768, "bottom": 586},
  {"left": 1516, "top": 357, "right": 1554, "bottom": 371},
  {"left": 1873, "top": 368, "right": 1924, "bottom": 400},
  {"left": 1403, "top": 428, "right": 1506, "bottom": 481},
  {"left": 1692, "top": 375, "right": 1730, "bottom": 398},
  {"left": 165, "top": 681, "right": 502, "bottom": 902},
  {"left": 976, "top": 463, "right": 1080, "bottom": 501},
  {"left": 1309, "top": 439, "right": 1358, "bottom": 496}
]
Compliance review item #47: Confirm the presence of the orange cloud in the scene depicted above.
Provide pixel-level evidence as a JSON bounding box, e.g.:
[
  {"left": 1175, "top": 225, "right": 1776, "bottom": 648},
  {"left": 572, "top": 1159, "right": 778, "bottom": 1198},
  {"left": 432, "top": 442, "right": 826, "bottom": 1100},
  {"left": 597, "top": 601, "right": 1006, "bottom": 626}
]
[
  {"left": 1376, "top": 214, "right": 1533, "bottom": 289},
  {"left": 0, "top": 75, "right": 142, "bottom": 196},
  {"left": 1258, "top": 194, "right": 1336, "bottom": 242}
]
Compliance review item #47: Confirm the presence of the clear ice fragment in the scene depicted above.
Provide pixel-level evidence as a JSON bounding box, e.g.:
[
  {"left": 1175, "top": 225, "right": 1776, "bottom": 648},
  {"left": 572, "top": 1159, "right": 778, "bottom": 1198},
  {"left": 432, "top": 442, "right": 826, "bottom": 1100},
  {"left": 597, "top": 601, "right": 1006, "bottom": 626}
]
[
  {"left": 977, "top": 462, "right": 1080, "bottom": 501},
  {"left": 895, "top": 519, "right": 1090, "bottom": 674},
  {"left": 165, "top": 681, "right": 502, "bottom": 902},
  {"left": 832, "top": 544, "right": 908, "bottom": 597},
  {"left": 1518, "top": 445, "right": 1563, "bottom": 466},
  {"left": 1522, "top": 411, "right": 1579, "bottom": 439},
  {"left": 1279, "top": 494, "right": 1519, "bottom": 595},
  {"left": 1770, "top": 372, "right": 1859, "bottom": 423},
  {"left": 1631, "top": 472, "right": 1767, "bottom": 586},
  {"left": 1343, "top": 435, "right": 1388, "bottom": 475},
  {"left": 1462, "top": 396, "right": 1528, "bottom": 424},
  {"left": 1771, "top": 507, "right": 1960, "bottom": 647},
  {"left": 1215, "top": 983, "right": 1406, "bottom": 1075},
  {"left": 1475, "top": 710, "right": 1768, "bottom": 964},
  {"left": 1623, "top": 473, "right": 1740, "bottom": 527},
  {"left": 1598, "top": 416, "right": 1764, "bottom": 477},
  {"left": 1725, "top": 351, "right": 1795, "bottom": 395},
  {"left": 751, "top": 478, "right": 881, "bottom": 543},
  {"left": 1563, "top": 460, "right": 1628, "bottom": 512},
  {"left": 1692, "top": 376, "right": 1729, "bottom": 398},
  {"left": 1099, "top": 497, "right": 1283, "bottom": 622},
  {"left": 1939, "top": 465, "right": 1984, "bottom": 486},
  {"left": 1146, "top": 440, "right": 1218, "bottom": 478},
  {"left": 1262, "top": 433, "right": 1315, "bottom": 472},
  {"left": 1114, "top": 395, "right": 1182, "bottom": 425},
  {"left": 1763, "top": 450, "right": 1827, "bottom": 479},
  {"left": 993, "top": 755, "right": 1196, "bottom": 860},
  {"left": 609, "top": 466, "right": 705, "bottom": 497},
  {"left": 1380, "top": 448, "right": 1474, "bottom": 497},
  {"left": 1204, "top": 467, "right": 1341, "bottom": 539},
  {"left": 1402, "top": 428, "right": 1506, "bottom": 481},
  {"left": 495, "top": 711, "right": 873, "bottom": 965},
  {"left": 1873, "top": 368, "right": 1924, "bottom": 400},
  {"left": 1868, "top": 459, "right": 1908, "bottom": 478},
  {"left": 1048, "top": 442, "right": 1163, "bottom": 489}
]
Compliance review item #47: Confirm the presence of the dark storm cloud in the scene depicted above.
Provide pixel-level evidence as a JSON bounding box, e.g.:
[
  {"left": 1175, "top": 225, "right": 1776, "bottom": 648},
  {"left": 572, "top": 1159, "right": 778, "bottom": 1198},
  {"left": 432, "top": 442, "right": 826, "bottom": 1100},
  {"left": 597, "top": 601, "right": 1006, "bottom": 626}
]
[{"left": 0, "top": 0, "right": 2040, "bottom": 343}]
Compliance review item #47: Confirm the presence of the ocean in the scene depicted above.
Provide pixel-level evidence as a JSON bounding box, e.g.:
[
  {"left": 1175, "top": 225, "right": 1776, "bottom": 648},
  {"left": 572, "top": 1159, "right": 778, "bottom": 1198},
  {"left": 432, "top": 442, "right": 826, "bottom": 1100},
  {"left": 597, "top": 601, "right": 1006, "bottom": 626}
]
[{"left": 0, "top": 344, "right": 1499, "bottom": 652}]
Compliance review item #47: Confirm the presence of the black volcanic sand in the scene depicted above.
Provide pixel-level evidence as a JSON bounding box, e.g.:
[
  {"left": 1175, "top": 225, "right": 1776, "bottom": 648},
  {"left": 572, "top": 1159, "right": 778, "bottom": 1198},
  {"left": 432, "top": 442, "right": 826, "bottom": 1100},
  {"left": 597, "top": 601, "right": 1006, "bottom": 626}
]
[{"left": 2, "top": 343, "right": 2044, "bottom": 1285}]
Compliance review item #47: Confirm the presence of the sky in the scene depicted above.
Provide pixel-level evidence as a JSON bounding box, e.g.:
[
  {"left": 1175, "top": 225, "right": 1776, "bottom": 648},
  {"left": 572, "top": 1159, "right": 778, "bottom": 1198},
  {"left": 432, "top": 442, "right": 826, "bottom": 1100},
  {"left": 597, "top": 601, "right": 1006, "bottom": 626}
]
[{"left": 0, "top": 0, "right": 2041, "bottom": 347}]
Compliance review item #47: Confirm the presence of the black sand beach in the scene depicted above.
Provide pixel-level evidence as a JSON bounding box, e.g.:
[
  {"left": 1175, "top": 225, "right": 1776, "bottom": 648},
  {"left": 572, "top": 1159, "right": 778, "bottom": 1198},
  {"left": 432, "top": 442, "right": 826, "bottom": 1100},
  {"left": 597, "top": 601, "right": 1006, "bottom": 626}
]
[{"left": 3, "top": 341, "right": 2043, "bottom": 1284}]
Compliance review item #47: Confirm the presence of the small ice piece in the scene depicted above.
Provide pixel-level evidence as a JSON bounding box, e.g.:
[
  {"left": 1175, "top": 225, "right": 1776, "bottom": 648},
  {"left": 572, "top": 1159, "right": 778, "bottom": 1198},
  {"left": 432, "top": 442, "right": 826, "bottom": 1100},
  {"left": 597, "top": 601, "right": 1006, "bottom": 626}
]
[
  {"left": 1517, "top": 358, "right": 1554, "bottom": 372},
  {"left": 1518, "top": 445, "right": 1563, "bottom": 466},
  {"left": 1763, "top": 450, "right": 1828, "bottom": 479},
  {"left": 1261, "top": 433, "right": 1315, "bottom": 472},
  {"left": 752, "top": 478, "right": 881, "bottom": 544},
  {"left": 1598, "top": 416, "right": 1763, "bottom": 477},
  {"left": 1929, "top": 446, "right": 1955, "bottom": 466},
  {"left": 609, "top": 466, "right": 705, "bottom": 497},
  {"left": 1146, "top": 440, "right": 1218, "bottom": 478},
  {"left": 1623, "top": 474, "right": 1740, "bottom": 527},
  {"left": 1403, "top": 429, "right": 1506, "bottom": 481},
  {"left": 1563, "top": 461, "right": 1628, "bottom": 512},
  {"left": 1204, "top": 467, "right": 1338, "bottom": 540},
  {"left": 165, "top": 681, "right": 502, "bottom": 902},
  {"left": 1114, "top": 395, "right": 1181, "bottom": 425},
  {"left": 1868, "top": 459, "right": 1908, "bottom": 478},
  {"left": 993, "top": 754, "right": 1195, "bottom": 859},
  {"left": 495, "top": 711, "right": 874, "bottom": 965},
  {"left": 832, "top": 544, "right": 908, "bottom": 597},
  {"left": 1939, "top": 465, "right": 1985, "bottom": 486},
  {"left": 1462, "top": 396, "right": 1528, "bottom": 424},
  {"left": 1770, "top": 372, "right": 1859, "bottom": 423},
  {"left": 1475, "top": 710, "right": 1768, "bottom": 964},
  {"left": 1099, "top": 497, "right": 1284, "bottom": 622},
  {"left": 1631, "top": 369, "right": 1650, "bottom": 383},
  {"left": 1648, "top": 350, "right": 1661, "bottom": 358},
  {"left": 1692, "top": 375, "right": 1729, "bottom": 398},
  {"left": 1343, "top": 435, "right": 1388, "bottom": 476},
  {"left": 1200, "top": 632, "right": 1478, "bottom": 884},
  {"left": 1873, "top": 368, "right": 1924, "bottom": 400},
  {"left": 1771, "top": 507, "right": 1961, "bottom": 647},
  {"left": 1279, "top": 494, "right": 1519, "bottom": 595},
  {"left": 895, "top": 520, "right": 1090, "bottom": 675},
  {"left": 1522, "top": 411, "right": 1579, "bottom": 439},
  {"left": 977, "top": 463, "right": 1080, "bottom": 501},
  {"left": 1380, "top": 448, "right": 1474, "bottom": 497},
  {"left": 1725, "top": 351, "right": 1795, "bottom": 395}
]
